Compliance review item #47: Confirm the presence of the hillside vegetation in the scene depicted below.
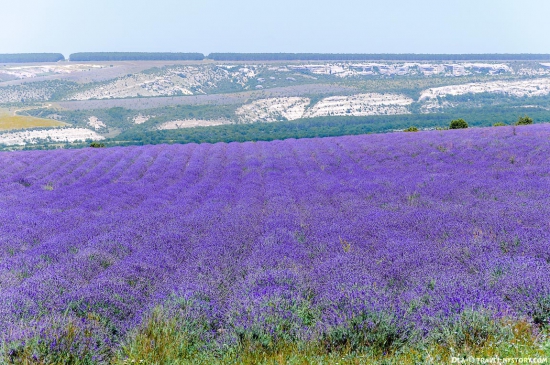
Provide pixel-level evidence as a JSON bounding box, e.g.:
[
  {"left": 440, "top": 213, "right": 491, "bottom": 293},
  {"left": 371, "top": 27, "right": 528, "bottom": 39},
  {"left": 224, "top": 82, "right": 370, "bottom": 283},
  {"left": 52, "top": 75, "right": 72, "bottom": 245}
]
[{"left": 2, "top": 58, "right": 550, "bottom": 149}]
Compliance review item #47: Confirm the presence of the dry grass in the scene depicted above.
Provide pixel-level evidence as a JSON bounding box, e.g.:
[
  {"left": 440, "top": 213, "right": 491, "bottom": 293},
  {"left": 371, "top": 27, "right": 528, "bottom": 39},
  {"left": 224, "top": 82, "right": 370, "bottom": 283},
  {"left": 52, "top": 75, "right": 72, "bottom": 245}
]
[
  {"left": 0, "top": 109, "right": 65, "bottom": 131},
  {"left": 4, "top": 312, "right": 548, "bottom": 364},
  {"left": 112, "top": 311, "right": 550, "bottom": 365}
]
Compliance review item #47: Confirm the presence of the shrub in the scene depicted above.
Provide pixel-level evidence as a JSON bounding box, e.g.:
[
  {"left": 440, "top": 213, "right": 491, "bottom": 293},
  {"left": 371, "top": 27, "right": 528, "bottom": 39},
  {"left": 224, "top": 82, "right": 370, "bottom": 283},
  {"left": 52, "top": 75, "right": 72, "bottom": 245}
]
[
  {"left": 431, "top": 310, "right": 510, "bottom": 349},
  {"left": 90, "top": 142, "right": 105, "bottom": 148},
  {"left": 3, "top": 314, "right": 113, "bottom": 365},
  {"left": 321, "top": 311, "right": 411, "bottom": 354},
  {"left": 515, "top": 115, "right": 533, "bottom": 125},
  {"left": 529, "top": 295, "right": 550, "bottom": 327},
  {"left": 493, "top": 122, "right": 507, "bottom": 126},
  {"left": 404, "top": 126, "right": 419, "bottom": 132},
  {"left": 449, "top": 119, "right": 468, "bottom": 129}
]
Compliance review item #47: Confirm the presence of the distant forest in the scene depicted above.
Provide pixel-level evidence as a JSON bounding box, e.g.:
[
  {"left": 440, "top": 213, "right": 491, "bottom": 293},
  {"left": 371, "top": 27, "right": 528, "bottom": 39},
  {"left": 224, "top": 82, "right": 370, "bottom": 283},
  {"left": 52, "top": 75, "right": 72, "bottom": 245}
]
[
  {"left": 0, "top": 53, "right": 65, "bottom": 63},
  {"left": 69, "top": 52, "right": 205, "bottom": 61},
  {"left": 3, "top": 53, "right": 550, "bottom": 63},
  {"left": 207, "top": 53, "right": 550, "bottom": 61}
]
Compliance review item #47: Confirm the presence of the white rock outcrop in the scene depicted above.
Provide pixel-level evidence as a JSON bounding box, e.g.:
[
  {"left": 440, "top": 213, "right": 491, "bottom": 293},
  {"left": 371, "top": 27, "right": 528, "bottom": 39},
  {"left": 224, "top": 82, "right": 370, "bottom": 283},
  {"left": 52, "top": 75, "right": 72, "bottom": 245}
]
[
  {"left": 0, "top": 128, "right": 104, "bottom": 146},
  {"left": 304, "top": 94, "right": 413, "bottom": 118},
  {"left": 87, "top": 116, "right": 106, "bottom": 130},
  {"left": 236, "top": 97, "right": 310, "bottom": 123},
  {"left": 420, "top": 78, "right": 550, "bottom": 100},
  {"left": 156, "top": 119, "right": 229, "bottom": 130},
  {"left": 133, "top": 115, "right": 152, "bottom": 124}
]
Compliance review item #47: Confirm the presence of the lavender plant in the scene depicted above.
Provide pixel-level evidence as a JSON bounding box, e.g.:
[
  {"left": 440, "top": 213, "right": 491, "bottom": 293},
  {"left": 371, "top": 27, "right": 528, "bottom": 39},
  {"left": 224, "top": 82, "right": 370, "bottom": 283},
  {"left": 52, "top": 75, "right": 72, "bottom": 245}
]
[{"left": 1, "top": 125, "right": 549, "bottom": 363}]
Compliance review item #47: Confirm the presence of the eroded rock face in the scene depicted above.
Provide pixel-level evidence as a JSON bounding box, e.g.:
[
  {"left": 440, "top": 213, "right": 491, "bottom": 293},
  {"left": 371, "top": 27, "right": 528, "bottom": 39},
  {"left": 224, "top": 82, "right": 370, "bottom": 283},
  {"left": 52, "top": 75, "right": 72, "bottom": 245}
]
[
  {"left": 303, "top": 94, "right": 413, "bottom": 118},
  {"left": 132, "top": 114, "right": 152, "bottom": 124},
  {"left": 236, "top": 94, "right": 413, "bottom": 123},
  {"left": 236, "top": 97, "right": 311, "bottom": 123},
  {"left": 420, "top": 78, "right": 550, "bottom": 100},
  {"left": 156, "top": 119, "right": 230, "bottom": 130},
  {"left": 87, "top": 116, "right": 106, "bottom": 130},
  {"left": 67, "top": 65, "right": 256, "bottom": 100}
]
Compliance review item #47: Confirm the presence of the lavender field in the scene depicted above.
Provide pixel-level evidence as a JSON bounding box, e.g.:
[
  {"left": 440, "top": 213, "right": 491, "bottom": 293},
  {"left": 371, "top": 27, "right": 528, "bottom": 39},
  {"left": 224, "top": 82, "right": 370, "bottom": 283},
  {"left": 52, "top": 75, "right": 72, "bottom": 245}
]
[{"left": 1, "top": 125, "right": 550, "bottom": 363}]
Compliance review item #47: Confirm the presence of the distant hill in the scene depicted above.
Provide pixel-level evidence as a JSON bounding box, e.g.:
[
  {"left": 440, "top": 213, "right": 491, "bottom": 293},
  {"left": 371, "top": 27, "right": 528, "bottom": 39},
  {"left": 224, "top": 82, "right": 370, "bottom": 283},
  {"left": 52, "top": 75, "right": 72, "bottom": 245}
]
[
  {"left": 0, "top": 53, "right": 65, "bottom": 63},
  {"left": 207, "top": 53, "right": 550, "bottom": 61},
  {"left": 69, "top": 52, "right": 205, "bottom": 61}
]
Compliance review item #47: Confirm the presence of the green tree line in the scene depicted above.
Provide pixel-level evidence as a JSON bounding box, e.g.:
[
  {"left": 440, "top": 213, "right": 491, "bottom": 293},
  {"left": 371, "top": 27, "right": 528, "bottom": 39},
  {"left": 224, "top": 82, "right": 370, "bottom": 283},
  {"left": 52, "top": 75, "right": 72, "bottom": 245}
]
[
  {"left": 3, "top": 53, "right": 550, "bottom": 63},
  {"left": 207, "top": 53, "right": 550, "bottom": 61},
  {"left": 106, "top": 107, "right": 550, "bottom": 147},
  {"left": 69, "top": 53, "right": 205, "bottom": 61},
  {"left": 0, "top": 53, "right": 65, "bottom": 63}
]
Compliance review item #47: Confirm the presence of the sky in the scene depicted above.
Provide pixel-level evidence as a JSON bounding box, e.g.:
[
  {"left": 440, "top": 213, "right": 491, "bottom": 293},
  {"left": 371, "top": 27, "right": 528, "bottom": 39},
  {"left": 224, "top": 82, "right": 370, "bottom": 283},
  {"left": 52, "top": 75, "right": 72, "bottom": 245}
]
[{"left": 1, "top": 0, "right": 549, "bottom": 57}]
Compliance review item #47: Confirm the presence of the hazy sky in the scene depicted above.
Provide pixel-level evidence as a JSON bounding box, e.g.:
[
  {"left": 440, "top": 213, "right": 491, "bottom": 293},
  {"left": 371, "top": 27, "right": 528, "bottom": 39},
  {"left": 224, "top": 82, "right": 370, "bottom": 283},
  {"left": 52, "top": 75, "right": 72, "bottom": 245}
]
[{"left": 1, "top": 0, "right": 549, "bottom": 56}]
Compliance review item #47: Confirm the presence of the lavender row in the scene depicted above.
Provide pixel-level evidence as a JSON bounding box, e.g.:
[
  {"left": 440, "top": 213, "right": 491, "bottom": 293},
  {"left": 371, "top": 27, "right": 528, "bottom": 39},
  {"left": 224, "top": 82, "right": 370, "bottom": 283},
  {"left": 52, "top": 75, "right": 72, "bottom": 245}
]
[{"left": 1, "top": 125, "right": 549, "bottom": 351}]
